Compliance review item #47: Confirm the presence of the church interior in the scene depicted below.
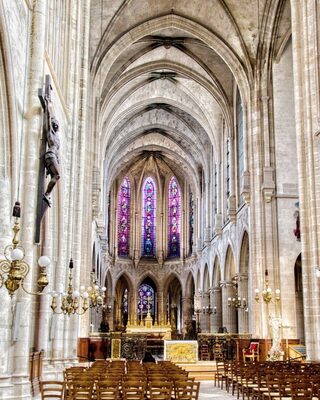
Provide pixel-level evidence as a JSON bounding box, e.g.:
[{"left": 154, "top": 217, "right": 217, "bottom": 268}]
[{"left": 1, "top": 0, "right": 320, "bottom": 398}]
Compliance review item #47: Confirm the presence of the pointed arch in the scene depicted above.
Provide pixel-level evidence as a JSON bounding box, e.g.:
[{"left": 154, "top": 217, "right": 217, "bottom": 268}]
[
  {"left": 239, "top": 231, "right": 249, "bottom": 274},
  {"left": 203, "top": 264, "right": 210, "bottom": 291},
  {"left": 225, "top": 245, "right": 236, "bottom": 281},
  {"left": 212, "top": 256, "right": 221, "bottom": 287}
]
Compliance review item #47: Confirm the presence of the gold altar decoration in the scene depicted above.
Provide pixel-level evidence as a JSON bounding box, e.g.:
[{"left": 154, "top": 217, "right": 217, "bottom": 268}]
[{"left": 164, "top": 340, "right": 198, "bottom": 363}]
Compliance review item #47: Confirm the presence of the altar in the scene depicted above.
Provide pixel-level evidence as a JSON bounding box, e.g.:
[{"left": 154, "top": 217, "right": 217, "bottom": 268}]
[{"left": 126, "top": 324, "right": 171, "bottom": 340}]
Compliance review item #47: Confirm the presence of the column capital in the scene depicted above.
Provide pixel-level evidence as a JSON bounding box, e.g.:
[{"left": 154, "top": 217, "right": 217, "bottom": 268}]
[{"left": 219, "top": 280, "right": 234, "bottom": 288}]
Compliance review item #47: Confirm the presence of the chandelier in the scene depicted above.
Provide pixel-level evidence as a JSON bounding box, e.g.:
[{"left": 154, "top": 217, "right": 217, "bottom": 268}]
[
  {"left": 50, "top": 259, "right": 89, "bottom": 315},
  {"left": 0, "top": 204, "right": 50, "bottom": 297},
  {"left": 227, "top": 275, "right": 248, "bottom": 310},
  {"left": 255, "top": 270, "right": 280, "bottom": 304},
  {"left": 85, "top": 272, "right": 106, "bottom": 309}
]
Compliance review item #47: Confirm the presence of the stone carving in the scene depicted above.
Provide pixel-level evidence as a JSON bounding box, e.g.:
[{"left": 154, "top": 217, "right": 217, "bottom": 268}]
[{"left": 35, "top": 75, "right": 61, "bottom": 243}]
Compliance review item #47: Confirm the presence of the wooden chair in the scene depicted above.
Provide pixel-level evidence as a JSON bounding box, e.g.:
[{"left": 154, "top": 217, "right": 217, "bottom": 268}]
[
  {"left": 213, "top": 343, "right": 224, "bottom": 361},
  {"left": 290, "top": 381, "right": 314, "bottom": 400},
  {"left": 200, "top": 344, "right": 210, "bottom": 361},
  {"left": 96, "top": 379, "right": 120, "bottom": 400},
  {"left": 148, "top": 381, "right": 172, "bottom": 400},
  {"left": 214, "top": 362, "right": 225, "bottom": 388},
  {"left": 243, "top": 342, "right": 259, "bottom": 362},
  {"left": 174, "top": 380, "right": 200, "bottom": 400},
  {"left": 71, "top": 379, "right": 94, "bottom": 400},
  {"left": 40, "top": 380, "right": 65, "bottom": 399},
  {"left": 122, "top": 381, "right": 146, "bottom": 400}
]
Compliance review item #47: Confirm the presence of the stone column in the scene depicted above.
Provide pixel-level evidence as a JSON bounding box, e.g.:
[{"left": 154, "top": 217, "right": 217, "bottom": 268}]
[
  {"left": 182, "top": 296, "right": 193, "bottom": 337},
  {"left": 9, "top": 0, "right": 47, "bottom": 397},
  {"left": 0, "top": 179, "right": 14, "bottom": 395},
  {"left": 291, "top": 0, "right": 320, "bottom": 360},
  {"left": 201, "top": 291, "right": 210, "bottom": 332},
  {"left": 237, "top": 275, "right": 249, "bottom": 333},
  {"left": 221, "top": 281, "right": 237, "bottom": 333},
  {"left": 157, "top": 291, "right": 164, "bottom": 325},
  {"left": 212, "top": 287, "right": 222, "bottom": 332}
]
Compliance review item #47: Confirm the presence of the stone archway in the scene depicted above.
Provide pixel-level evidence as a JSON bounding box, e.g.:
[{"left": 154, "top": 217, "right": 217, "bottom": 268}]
[
  {"left": 164, "top": 275, "right": 183, "bottom": 337},
  {"left": 238, "top": 231, "right": 249, "bottom": 332},
  {"left": 114, "top": 274, "right": 131, "bottom": 331},
  {"left": 137, "top": 276, "right": 157, "bottom": 325},
  {"left": 223, "top": 246, "right": 238, "bottom": 333}
]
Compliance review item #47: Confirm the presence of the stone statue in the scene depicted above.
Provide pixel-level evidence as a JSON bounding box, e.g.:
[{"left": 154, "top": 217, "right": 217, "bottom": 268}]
[{"left": 42, "top": 102, "right": 60, "bottom": 207}]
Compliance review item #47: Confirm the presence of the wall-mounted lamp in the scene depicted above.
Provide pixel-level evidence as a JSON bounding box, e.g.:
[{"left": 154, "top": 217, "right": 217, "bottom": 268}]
[{"left": 0, "top": 203, "right": 50, "bottom": 297}]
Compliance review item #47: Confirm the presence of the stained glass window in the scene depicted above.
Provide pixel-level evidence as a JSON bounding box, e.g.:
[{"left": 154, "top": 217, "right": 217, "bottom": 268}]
[
  {"left": 138, "top": 284, "right": 154, "bottom": 317},
  {"left": 142, "top": 177, "right": 156, "bottom": 256},
  {"left": 189, "top": 191, "right": 194, "bottom": 255},
  {"left": 168, "top": 177, "right": 180, "bottom": 257},
  {"left": 118, "top": 177, "right": 130, "bottom": 256}
]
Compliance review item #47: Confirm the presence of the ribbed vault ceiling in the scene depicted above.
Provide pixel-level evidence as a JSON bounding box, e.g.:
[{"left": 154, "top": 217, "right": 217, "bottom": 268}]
[{"left": 89, "top": 0, "right": 291, "bottom": 192}]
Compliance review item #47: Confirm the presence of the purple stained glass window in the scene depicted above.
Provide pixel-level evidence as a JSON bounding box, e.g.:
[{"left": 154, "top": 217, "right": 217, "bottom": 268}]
[
  {"left": 142, "top": 177, "right": 156, "bottom": 256},
  {"left": 138, "top": 284, "right": 154, "bottom": 316},
  {"left": 118, "top": 177, "right": 130, "bottom": 256},
  {"left": 168, "top": 177, "right": 180, "bottom": 257}
]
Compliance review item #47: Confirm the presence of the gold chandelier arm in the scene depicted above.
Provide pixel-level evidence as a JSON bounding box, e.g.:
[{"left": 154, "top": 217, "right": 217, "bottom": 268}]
[{"left": 20, "top": 281, "right": 46, "bottom": 296}]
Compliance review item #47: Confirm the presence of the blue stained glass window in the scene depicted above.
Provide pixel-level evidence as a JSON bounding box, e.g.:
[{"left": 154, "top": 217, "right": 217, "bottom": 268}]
[
  {"left": 118, "top": 177, "right": 130, "bottom": 256},
  {"left": 168, "top": 177, "right": 180, "bottom": 257},
  {"left": 138, "top": 284, "right": 154, "bottom": 316},
  {"left": 142, "top": 177, "right": 156, "bottom": 256}
]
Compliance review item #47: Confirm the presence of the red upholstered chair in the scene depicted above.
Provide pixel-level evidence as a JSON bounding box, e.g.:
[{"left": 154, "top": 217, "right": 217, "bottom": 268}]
[{"left": 242, "top": 342, "right": 259, "bottom": 362}]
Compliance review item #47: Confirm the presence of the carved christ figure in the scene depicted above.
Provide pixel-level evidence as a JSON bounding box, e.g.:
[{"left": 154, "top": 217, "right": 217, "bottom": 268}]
[{"left": 42, "top": 100, "right": 60, "bottom": 207}]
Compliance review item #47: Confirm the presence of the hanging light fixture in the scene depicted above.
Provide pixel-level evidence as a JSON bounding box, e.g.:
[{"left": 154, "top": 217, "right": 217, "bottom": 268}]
[
  {"left": 0, "top": 202, "right": 50, "bottom": 297},
  {"left": 255, "top": 269, "right": 280, "bottom": 304},
  {"left": 85, "top": 272, "right": 106, "bottom": 309},
  {"left": 50, "top": 259, "right": 89, "bottom": 315},
  {"left": 227, "top": 275, "right": 248, "bottom": 310}
]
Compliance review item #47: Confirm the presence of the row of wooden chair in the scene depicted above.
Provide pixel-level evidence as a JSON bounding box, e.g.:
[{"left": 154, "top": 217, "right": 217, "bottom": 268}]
[
  {"left": 40, "top": 360, "right": 200, "bottom": 400},
  {"left": 214, "top": 360, "right": 320, "bottom": 400}
]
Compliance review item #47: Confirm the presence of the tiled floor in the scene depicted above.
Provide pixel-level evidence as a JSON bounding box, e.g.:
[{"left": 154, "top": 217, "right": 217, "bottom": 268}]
[{"left": 199, "top": 381, "right": 235, "bottom": 400}]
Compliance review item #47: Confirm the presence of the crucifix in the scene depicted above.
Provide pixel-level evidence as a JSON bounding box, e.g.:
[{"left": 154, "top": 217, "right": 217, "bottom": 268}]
[{"left": 35, "top": 75, "right": 61, "bottom": 243}]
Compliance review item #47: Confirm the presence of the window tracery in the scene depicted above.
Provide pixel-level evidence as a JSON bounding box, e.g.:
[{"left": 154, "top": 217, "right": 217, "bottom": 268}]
[
  {"left": 142, "top": 177, "right": 156, "bottom": 256},
  {"left": 168, "top": 177, "right": 180, "bottom": 257},
  {"left": 118, "top": 177, "right": 130, "bottom": 256}
]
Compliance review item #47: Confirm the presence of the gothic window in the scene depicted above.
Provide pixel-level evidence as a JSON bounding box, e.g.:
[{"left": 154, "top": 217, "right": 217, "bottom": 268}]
[
  {"left": 168, "top": 177, "right": 180, "bottom": 257},
  {"left": 237, "top": 89, "right": 244, "bottom": 205},
  {"left": 142, "top": 177, "right": 156, "bottom": 256},
  {"left": 189, "top": 191, "right": 194, "bottom": 255},
  {"left": 138, "top": 284, "right": 154, "bottom": 317},
  {"left": 118, "top": 177, "right": 130, "bottom": 256}
]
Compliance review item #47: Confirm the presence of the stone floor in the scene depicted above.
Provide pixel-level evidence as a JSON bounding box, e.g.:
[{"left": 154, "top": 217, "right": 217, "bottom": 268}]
[{"left": 199, "top": 381, "right": 235, "bottom": 400}]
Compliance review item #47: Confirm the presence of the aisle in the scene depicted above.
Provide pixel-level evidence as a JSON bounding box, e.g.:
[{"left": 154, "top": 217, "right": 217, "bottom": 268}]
[{"left": 199, "top": 381, "right": 235, "bottom": 400}]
